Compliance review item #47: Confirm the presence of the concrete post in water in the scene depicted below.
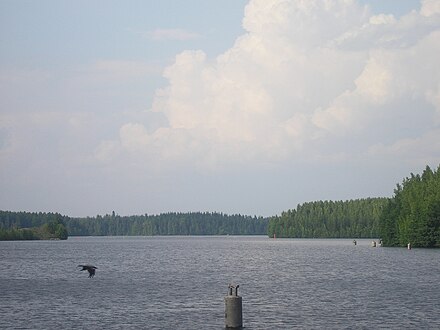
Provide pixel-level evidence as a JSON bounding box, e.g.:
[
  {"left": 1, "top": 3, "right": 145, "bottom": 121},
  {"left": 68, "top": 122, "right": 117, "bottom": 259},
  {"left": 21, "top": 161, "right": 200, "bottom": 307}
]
[
  {"left": 408, "top": 242, "right": 411, "bottom": 250},
  {"left": 225, "top": 284, "right": 242, "bottom": 329}
]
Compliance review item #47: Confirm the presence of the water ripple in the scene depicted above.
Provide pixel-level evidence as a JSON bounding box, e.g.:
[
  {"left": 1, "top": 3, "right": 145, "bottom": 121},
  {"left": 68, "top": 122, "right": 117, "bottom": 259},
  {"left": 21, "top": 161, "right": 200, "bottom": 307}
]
[{"left": 0, "top": 237, "right": 439, "bottom": 329}]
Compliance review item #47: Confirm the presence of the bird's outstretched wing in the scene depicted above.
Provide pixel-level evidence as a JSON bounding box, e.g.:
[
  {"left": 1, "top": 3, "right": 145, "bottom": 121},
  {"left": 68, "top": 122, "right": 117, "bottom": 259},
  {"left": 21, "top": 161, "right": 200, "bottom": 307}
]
[{"left": 78, "top": 265, "right": 97, "bottom": 277}]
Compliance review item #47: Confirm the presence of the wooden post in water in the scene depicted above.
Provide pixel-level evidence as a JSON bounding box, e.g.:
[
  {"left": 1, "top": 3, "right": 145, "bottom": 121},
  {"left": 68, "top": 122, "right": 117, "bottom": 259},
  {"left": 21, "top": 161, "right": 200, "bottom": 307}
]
[{"left": 225, "top": 284, "right": 242, "bottom": 329}]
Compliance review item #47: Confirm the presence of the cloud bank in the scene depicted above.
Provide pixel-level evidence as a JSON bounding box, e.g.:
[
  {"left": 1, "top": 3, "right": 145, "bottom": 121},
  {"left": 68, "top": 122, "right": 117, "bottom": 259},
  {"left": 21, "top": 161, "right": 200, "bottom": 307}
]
[{"left": 102, "top": 0, "right": 440, "bottom": 171}]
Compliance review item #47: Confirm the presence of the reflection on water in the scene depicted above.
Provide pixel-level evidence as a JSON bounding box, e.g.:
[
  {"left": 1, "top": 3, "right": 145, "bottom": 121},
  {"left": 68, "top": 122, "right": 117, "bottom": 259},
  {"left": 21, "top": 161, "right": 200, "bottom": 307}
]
[{"left": 1, "top": 237, "right": 439, "bottom": 329}]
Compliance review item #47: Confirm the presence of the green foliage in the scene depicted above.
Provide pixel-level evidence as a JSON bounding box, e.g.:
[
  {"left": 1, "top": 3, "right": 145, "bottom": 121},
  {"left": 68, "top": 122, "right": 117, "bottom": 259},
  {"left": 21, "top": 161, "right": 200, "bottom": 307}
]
[
  {"left": 0, "top": 211, "right": 69, "bottom": 240},
  {"left": 0, "top": 227, "right": 37, "bottom": 240},
  {"left": 380, "top": 165, "right": 440, "bottom": 247},
  {"left": 65, "top": 212, "right": 269, "bottom": 236},
  {"left": 268, "top": 198, "right": 388, "bottom": 238}
]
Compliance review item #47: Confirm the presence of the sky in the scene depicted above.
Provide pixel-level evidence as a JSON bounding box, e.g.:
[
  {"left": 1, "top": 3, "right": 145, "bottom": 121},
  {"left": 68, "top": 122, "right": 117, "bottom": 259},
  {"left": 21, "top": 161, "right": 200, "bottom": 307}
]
[{"left": 1, "top": 0, "right": 440, "bottom": 218}]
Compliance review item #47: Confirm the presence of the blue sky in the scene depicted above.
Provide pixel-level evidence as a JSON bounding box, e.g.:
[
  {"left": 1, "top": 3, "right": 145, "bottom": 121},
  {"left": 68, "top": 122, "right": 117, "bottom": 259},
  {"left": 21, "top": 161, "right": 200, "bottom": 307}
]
[
  {"left": 1, "top": 0, "right": 439, "bottom": 217},
  {"left": 1, "top": 1, "right": 247, "bottom": 64}
]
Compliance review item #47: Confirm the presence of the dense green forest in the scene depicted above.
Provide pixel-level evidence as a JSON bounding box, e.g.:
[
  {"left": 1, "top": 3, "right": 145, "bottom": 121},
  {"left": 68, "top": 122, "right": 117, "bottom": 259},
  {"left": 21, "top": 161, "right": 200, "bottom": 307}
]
[
  {"left": 0, "top": 211, "right": 268, "bottom": 238},
  {"left": 268, "top": 198, "right": 388, "bottom": 238},
  {"left": 65, "top": 212, "right": 268, "bottom": 236},
  {"left": 0, "top": 211, "right": 68, "bottom": 240},
  {"left": 380, "top": 165, "right": 440, "bottom": 248}
]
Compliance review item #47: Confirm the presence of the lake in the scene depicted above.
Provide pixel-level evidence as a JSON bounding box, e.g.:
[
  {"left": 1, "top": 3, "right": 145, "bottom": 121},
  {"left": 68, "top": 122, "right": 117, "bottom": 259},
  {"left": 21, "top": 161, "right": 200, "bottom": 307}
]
[{"left": 0, "top": 236, "right": 439, "bottom": 329}]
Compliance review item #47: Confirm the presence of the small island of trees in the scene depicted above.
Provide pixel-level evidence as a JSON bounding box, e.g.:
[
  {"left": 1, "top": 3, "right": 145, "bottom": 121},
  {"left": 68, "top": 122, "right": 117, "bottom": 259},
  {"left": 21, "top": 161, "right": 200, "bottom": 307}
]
[{"left": 0, "top": 212, "right": 68, "bottom": 240}]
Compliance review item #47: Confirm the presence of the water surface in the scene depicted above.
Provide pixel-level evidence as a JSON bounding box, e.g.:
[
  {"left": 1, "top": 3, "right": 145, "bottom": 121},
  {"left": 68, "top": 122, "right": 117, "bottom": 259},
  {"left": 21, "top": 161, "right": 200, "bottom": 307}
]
[{"left": 1, "top": 236, "right": 439, "bottom": 329}]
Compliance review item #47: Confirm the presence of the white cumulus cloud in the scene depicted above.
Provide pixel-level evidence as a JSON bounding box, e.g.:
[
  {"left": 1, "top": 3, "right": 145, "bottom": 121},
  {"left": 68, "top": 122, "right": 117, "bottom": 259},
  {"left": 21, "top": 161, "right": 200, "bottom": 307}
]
[{"left": 104, "top": 0, "right": 440, "bottom": 171}]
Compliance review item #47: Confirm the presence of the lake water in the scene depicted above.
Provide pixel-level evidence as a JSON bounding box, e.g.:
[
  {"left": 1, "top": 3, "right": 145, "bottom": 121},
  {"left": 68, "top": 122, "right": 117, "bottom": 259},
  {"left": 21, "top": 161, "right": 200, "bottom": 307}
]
[{"left": 0, "top": 236, "right": 439, "bottom": 329}]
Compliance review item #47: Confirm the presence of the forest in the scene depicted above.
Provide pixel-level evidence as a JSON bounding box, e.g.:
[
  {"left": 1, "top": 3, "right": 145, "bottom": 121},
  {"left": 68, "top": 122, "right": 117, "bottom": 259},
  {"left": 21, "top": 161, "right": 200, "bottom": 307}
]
[
  {"left": 380, "top": 165, "right": 440, "bottom": 247},
  {"left": 0, "top": 211, "right": 268, "bottom": 238},
  {"left": 267, "top": 198, "right": 388, "bottom": 238},
  {"left": 65, "top": 212, "right": 268, "bottom": 236},
  {"left": 267, "top": 165, "right": 440, "bottom": 247},
  {"left": 0, "top": 211, "right": 68, "bottom": 240}
]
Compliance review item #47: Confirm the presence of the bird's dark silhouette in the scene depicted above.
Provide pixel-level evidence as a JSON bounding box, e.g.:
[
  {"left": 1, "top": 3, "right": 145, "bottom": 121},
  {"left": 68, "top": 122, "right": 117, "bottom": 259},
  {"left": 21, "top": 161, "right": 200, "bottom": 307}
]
[{"left": 78, "top": 265, "right": 97, "bottom": 278}]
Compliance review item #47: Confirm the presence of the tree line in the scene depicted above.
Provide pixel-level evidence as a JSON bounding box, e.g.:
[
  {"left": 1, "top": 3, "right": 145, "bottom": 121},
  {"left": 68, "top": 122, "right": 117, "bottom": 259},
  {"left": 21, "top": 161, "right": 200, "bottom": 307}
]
[
  {"left": 380, "top": 165, "right": 440, "bottom": 247},
  {"left": 267, "top": 164, "right": 440, "bottom": 247},
  {"left": 0, "top": 211, "right": 68, "bottom": 240},
  {"left": 65, "top": 212, "right": 268, "bottom": 236},
  {"left": 2, "top": 165, "right": 439, "bottom": 246},
  {"left": 0, "top": 210, "right": 269, "bottom": 238},
  {"left": 268, "top": 198, "right": 388, "bottom": 238}
]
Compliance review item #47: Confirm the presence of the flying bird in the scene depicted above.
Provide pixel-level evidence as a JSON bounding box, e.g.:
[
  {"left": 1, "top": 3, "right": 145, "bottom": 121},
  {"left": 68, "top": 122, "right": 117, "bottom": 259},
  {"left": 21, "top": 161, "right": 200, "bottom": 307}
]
[{"left": 78, "top": 265, "right": 97, "bottom": 278}]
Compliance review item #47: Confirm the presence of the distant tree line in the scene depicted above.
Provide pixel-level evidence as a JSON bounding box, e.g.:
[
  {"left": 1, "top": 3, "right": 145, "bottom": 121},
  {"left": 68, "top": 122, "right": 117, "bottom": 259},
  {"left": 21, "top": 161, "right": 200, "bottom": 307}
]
[
  {"left": 65, "top": 212, "right": 268, "bottom": 236},
  {"left": 268, "top": 198, "right": 388, "bottom": 238},
  {"left": 380, "top": 165, "right": 440, "bottom": 248},
  {"left": 2, "top": 165, "right": 439, "bottom": 246},
  {"left": 0, "top": 210, "right": 268, "bottom": 239},
  {"left": 0, "top": 211, "right": 68, "bottom": 240}
]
